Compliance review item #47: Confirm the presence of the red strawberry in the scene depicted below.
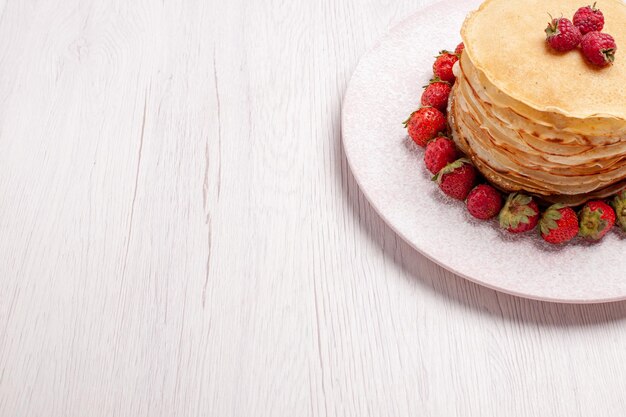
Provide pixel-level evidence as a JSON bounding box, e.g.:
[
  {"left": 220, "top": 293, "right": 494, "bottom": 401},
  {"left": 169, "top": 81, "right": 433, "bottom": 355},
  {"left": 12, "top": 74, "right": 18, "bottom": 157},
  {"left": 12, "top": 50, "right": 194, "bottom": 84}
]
[
  {"left": 612, "top": 190, "right": 626, "bottom": 232},
  {"left": 434, "top": 158, "right": 478, "bottom": 200},
  {"left": 540, "top": 204, "right": 579, "bottom": 244},
  {"left": 424, "top": 136, "right": 457, "bottom": 174},
  {"left": 499, "top": 193, "right": 540, "bottom": 233},
  {"left": 573, "top": 3, "right": 604, "bottom": 35},
  {"left": 581, "top": 31, "right": 617, "bottom": 67},
  {"left": 403, "top": 107, "right": 447, "bottom": 147},
  {"left": 455, "top": 42, "right": 465, "bottom": 55},
  {"left": 545, "top": 17, "right": 582, "bottom": 52},
  {"left": 433, "top": 51, "right": 459, "bottom": 83},
  {"left": 579, "top": 200, "right": 615, "bottom": 240},
  {"left": 421, "top": 78, "right": 452, "bottom": 112},
  {"left": 466, "top": 185, "right": 503, "bottom": 220}
]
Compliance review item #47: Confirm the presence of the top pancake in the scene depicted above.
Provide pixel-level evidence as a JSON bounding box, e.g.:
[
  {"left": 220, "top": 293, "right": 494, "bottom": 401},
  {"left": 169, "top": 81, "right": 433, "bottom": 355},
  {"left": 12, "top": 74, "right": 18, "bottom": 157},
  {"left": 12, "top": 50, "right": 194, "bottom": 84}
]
[{"left": 462, "top": 0, "right": 626, "bottom": 120}]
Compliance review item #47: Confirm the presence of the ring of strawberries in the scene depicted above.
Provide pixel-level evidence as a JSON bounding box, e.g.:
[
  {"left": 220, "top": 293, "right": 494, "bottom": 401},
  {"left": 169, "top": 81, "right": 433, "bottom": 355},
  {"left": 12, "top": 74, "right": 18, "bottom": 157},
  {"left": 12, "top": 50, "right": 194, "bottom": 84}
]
[{"left": 406, "top": 34, "right": 625, "bottom": 245}]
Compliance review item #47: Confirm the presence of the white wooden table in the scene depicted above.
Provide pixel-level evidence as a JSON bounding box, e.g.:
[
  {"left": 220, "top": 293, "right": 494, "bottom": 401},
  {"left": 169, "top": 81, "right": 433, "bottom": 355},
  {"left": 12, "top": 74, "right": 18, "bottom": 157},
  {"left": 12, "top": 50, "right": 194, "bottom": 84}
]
[{"left": 2, "top": 1, "right": 626, "bottom": 416}]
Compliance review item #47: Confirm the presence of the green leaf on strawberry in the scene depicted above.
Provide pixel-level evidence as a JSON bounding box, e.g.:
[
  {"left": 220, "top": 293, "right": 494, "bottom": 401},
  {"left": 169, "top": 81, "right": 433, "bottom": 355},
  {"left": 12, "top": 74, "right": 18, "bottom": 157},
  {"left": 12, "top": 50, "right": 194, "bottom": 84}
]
[
  {"left": 612, "top": 190, "right": 626, "bottom": 232},
  {"left": 433, "top": 158, "right": 471, "bottom": 184},
  {"left": 539, "top": 204, "right": 565, "bottom": 235}
]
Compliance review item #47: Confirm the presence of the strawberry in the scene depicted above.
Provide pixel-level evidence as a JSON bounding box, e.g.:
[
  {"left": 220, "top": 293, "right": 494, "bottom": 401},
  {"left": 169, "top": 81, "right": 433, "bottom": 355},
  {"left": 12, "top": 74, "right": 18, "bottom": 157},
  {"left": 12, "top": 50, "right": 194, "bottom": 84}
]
[
  {"left": 581, "top": 31, "right": 617, "bottom": 67},
  {"left": 403, "top": 107, "right": 447, "bottom": 147},
  {"left": 545, "top": 17, "right": 582, "bottom": 52},
  {"left": 421, "top": 78, "right": 452, "bottom": 112},
  {"left": 540, "top": 204, "right": 579, "bottom": 244},
  {"left": 466, "top": 184, "right": 503, "bottom": 220},
  {"left": 499, "top": 193, "right": 540, "bottom": 233},
  {"left": 573, "top": 3, "right": 604, "bottom": 35},
  {"left": 424, "top": 136, "right": 457, "bottom": 174},
  {"left": 434, "top": 158, "right": 477, "bottom": 200},
  {"left": 433, "top": 51, "right": 459, "bottom": 83},
  {"left": 455, "top": 42, "right": 465, "bottom": 55},
  {"left": 578, "top": 200, "right": 615, "bottom": 240},
  {"left": 611, "top": 190, "right": 626, "bottom": 232}
]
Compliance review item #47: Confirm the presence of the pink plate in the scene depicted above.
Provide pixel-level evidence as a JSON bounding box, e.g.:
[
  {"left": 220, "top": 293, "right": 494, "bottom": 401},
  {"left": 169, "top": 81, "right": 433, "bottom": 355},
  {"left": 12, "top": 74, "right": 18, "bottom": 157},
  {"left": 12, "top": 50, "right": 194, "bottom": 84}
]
[{"left": 342, "top": 0, "right": 626, "bottom": 304}]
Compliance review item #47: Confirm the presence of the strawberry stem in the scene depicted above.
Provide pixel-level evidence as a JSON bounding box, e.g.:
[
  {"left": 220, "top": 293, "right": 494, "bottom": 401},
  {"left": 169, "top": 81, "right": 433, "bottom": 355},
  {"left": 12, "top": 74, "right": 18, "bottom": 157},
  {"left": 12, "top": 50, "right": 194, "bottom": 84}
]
[{"left": 603, "top": 48, "right": 616, "bottom": 64}]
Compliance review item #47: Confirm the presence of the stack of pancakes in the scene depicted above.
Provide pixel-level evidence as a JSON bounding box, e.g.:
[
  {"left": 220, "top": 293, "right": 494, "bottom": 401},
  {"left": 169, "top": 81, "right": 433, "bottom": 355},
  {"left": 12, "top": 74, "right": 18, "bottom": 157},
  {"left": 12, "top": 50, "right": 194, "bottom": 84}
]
[{"left": 449, "top": 0, "right": 626, "bottom": 206}]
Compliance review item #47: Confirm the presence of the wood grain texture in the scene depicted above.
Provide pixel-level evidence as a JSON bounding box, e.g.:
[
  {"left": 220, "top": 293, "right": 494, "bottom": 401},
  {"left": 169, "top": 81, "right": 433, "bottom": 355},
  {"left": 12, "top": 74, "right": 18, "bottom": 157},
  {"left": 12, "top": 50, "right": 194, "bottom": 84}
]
[{"left": 2, "top": 1, "right": 626, "bottom": 416}]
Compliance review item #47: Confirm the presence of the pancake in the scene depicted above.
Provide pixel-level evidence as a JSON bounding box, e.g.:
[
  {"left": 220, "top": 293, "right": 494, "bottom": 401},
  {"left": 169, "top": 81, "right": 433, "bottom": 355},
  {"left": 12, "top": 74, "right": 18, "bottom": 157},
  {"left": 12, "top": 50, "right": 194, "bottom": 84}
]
[{"left": 450, "top": 0, "right": 626, "bottom": 206}]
